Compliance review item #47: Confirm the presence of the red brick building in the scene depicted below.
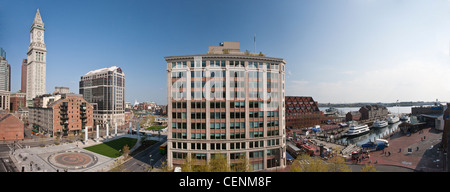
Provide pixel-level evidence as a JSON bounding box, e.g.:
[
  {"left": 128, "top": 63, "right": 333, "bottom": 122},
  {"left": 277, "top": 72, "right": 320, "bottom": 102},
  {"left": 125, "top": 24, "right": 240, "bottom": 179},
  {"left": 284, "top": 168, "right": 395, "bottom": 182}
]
[
  {"left": 0, "top": 114, "right": 24, "bottom": 141},
  {"left": 9, "top": 92, "right": 26, "bottom": 112},
  {"left": 346, "top": 111, "right": 361, "bottom": 122},
  {"left": 285, "top": 96, "right": 327, "bottom": 128},
  {"left": 29, "top": 94, "right": 94, "bottom": 137}
]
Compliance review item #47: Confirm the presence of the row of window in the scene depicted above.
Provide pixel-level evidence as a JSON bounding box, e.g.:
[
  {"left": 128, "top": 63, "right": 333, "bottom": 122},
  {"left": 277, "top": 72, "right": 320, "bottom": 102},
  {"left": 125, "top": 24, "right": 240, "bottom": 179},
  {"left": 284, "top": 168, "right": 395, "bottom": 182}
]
[
  {"left": 171, "top": 61, "right": 281, "bottom": 70},
  {"left": 172, "top": 112, "right": 278, "bottom": 120},
  {"left": 171, "top": 101, "right": 266, "bottom": 109},
  {"left": 171, "top": 152, "right": 277, "bottom": 171},
  {"left": 170, "top": 139, "right": 280, "bottom": 151},
  {"left": 171, "top": 130, "right": 280, "bottom": 140},
  {"left": 171, "top": 71, "right": 281, "bottom": 79}
]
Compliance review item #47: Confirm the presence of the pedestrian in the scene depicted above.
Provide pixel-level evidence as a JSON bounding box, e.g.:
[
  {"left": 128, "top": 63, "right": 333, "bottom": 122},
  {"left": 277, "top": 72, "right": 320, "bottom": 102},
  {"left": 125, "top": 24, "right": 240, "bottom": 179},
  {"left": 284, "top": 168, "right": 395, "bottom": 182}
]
[
  {"left": 417, "top": 146, "right": 419, "bottom": 151},
  {"left": 399, "top": 148, "right": 401, "bottom": 153}
]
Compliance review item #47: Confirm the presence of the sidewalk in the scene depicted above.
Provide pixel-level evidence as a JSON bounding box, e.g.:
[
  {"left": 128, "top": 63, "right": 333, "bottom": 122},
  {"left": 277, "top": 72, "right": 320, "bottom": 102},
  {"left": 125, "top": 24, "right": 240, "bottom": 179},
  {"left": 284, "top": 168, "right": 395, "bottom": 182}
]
[{"left": 349, "top": 127, "right": 445, "bottom": 172}]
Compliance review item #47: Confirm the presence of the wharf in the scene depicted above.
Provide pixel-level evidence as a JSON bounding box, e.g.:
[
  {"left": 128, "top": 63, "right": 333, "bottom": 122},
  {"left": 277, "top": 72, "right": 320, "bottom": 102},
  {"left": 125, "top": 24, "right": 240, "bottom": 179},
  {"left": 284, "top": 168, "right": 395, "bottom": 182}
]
[{"left": 352, "top": 127, "right": 445, "bottom": 171}]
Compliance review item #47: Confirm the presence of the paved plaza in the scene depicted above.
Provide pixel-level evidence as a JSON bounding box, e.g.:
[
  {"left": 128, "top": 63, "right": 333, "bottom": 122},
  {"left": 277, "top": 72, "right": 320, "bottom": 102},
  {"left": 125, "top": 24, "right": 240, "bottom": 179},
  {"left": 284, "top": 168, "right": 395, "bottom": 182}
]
[
  {"left": 10, "top": 134, "right": 142, "bottom": 172},
  {"left": 12, "top": 141, "right": 114, "bottom": 172},
  {"left": 350, "top": 127, "right": 445, "bottom": 172}
]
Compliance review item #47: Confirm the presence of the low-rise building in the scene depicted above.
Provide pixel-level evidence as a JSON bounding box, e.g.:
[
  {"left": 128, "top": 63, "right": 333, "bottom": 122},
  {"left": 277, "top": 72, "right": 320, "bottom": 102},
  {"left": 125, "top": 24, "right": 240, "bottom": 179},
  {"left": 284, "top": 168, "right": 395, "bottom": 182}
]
[
  {"left": 0, "top": 113, "right": 24, "bottom": 141},
  {"left": 359, "top": 104, "right": 388, "bottom": 121},
  {"left": 285, "top": 96, "right": 327, "bottom": 128},
  {"left": 29, "top": 93, "right": 94, "bottom": 137},
  {"left": 10, "top": 92, "right": 26, "bottom": 112},
  {"left": 346, "top": 111, "right": 361, "bottom": 122},
  {"left": 0, "top": 90, "right": 10, "bottom": 111}
]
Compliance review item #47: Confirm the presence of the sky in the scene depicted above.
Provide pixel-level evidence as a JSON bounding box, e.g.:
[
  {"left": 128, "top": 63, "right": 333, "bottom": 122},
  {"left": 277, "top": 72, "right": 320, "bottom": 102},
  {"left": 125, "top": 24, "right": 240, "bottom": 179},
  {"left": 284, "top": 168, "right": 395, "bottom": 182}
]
[{"left": 1, "top": 0, "right": 450, "bottom": 104}]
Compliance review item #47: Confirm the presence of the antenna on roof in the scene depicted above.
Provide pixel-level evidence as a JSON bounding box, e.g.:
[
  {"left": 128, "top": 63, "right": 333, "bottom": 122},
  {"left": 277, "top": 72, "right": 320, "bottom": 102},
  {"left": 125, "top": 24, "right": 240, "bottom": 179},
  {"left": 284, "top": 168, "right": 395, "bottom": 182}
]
[{"left": 254, "top": 33, "right": 256, "bottom": 53}]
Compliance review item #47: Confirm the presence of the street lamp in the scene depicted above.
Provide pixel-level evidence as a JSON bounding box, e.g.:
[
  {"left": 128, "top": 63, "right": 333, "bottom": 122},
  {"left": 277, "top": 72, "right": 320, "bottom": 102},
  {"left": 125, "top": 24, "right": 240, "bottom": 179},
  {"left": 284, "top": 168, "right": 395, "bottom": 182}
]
[{"left": 149, "top": 155, "right": 154, "bottom": 169}]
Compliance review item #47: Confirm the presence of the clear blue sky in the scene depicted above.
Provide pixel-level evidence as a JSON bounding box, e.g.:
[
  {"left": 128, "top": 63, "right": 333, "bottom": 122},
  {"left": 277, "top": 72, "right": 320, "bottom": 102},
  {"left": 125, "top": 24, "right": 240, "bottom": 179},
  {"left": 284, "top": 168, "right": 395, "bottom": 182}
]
[{"left": 1, "top": 0, "right": 450, "bottom": 104}]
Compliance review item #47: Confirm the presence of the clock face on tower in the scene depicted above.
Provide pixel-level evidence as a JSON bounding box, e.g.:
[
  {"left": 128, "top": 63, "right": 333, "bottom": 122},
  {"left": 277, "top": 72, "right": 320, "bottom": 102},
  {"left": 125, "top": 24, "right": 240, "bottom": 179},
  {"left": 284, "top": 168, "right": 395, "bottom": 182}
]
[{"left": 37, "top": 31, "right": 42, "bottom": 37}]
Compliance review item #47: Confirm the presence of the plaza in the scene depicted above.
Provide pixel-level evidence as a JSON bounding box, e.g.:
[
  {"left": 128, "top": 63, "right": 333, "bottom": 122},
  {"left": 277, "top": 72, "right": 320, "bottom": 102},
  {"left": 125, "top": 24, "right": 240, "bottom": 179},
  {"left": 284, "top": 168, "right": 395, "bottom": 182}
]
[{"left": 11, "top": 135, "right": 133, "bottom": 172}]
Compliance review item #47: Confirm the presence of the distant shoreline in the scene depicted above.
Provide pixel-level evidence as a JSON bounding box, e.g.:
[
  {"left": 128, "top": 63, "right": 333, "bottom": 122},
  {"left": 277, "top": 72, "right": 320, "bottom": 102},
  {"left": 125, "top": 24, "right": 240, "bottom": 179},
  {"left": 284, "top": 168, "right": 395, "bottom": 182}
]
[{"left": 318, "top": 101, "right": 447, "bottom": 108}]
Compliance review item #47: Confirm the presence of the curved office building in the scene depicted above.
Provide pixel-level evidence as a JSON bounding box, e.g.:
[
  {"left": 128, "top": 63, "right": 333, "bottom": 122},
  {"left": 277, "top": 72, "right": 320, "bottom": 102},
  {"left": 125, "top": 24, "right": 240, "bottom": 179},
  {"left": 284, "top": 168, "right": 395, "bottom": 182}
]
[{"left": 165, "top": 42, "right": 286, "bottom": 171}]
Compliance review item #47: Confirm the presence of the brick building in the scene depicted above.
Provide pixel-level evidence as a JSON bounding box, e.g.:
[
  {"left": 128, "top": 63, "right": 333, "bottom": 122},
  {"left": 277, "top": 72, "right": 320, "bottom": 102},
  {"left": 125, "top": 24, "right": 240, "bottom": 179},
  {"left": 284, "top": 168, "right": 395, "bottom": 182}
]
[
  {"left": 359, "top": 104, "right": 389, "bottom": 121},
  {"left": 29, "top": 93, "right": 93, "bottom": 137},
  {"left": 346, "top": 111, "right": 361, "bottom": 122},
  {"left": 10, "top": 92, "right": 26, "bottom": 112},
  {"left": 285, "top": 96, "right": 327, "bottom": 128},
  {"left": 0, "top": 114, "right": 24, "bottom": 141}
]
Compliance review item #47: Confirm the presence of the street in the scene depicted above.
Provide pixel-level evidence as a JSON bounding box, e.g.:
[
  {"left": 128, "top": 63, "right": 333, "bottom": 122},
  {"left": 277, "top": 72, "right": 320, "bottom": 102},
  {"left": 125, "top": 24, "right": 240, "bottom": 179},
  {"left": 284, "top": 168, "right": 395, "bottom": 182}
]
[{"left": 121, "top": 136, "right": 167, "bottom": 172}]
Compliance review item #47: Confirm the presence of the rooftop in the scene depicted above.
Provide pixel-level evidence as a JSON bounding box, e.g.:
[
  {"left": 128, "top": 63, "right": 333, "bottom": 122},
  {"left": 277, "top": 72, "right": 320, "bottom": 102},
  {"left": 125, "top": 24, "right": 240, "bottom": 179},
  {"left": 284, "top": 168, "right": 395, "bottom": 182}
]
[{"left": 84, "top": 66, "right": 121, "bottom": 76}]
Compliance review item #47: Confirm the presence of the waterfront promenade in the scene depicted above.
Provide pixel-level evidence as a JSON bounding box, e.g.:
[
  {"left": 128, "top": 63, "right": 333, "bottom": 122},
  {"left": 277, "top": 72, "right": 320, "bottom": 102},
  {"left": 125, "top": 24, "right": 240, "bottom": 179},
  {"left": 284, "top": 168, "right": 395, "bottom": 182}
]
[{"left": 348, "top": 127, "right": 445, "bottom": 172}]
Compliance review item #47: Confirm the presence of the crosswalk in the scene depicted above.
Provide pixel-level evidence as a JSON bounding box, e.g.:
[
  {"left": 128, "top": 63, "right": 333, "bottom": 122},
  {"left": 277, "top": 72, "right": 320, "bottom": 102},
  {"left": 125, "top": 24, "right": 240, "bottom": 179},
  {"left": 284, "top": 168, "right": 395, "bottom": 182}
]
[
  {"left": 296, "top": 159, "right": 329, "bottom": 165},
  {"left": 7, "top": 143, "right": 23, "bottom": 151}
]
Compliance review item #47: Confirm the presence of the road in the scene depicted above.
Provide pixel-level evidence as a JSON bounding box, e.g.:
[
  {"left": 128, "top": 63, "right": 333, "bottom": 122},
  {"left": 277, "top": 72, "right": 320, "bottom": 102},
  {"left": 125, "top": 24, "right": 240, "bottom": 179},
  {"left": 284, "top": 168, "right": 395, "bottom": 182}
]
[{"left": 121, "top": 136, "right": 167, "bottom": 172}]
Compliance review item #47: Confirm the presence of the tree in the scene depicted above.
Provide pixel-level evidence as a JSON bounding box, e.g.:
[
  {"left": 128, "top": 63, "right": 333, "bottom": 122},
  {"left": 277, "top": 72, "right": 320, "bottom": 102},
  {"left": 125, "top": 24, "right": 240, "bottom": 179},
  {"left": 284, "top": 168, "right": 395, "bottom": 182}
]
[
  {"left": 361, "top": 164, "right": 377, "bottom": 172},
  {"left": 159, "top": 161, "right": 172, "bottom": 172},
  {"left": 290, "top": 153, "right": 350, "bottom": 172},
  {"left": 231, "top": 155, "right": 251, "bottom": 172},
  {"left": 122, "top": 144, "right": 130, "bottom": 159},
  {"left": 208, "top": 153, "right": 230, "bottom": 172}
]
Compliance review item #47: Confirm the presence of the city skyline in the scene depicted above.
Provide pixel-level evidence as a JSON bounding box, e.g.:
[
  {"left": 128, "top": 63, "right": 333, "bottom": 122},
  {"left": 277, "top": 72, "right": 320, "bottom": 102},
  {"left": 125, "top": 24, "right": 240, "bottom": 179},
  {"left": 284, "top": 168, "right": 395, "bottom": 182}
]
[{"left": 1, "top": 0, "right": 450, "bottom": 104}]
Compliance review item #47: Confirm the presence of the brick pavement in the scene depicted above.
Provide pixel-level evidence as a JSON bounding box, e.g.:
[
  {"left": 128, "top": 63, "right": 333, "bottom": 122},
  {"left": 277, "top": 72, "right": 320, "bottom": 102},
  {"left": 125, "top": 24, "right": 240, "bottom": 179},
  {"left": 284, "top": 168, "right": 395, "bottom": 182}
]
[{"left": 349, "top": 127, "right": 445, "bottom": 171}]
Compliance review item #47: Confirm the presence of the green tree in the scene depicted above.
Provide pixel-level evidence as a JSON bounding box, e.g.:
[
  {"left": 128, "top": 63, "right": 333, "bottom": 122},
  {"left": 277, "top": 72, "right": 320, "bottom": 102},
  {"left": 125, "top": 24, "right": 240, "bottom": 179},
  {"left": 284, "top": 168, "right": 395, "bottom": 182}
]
[
  {"left": 327, "top": 156, "right": 352, "bottom": 172},
  {"left": 159, "top": 161, "right": 172, "bottom": 172},
  {"left": 231, "top": 155, "right": 251, "bottom": 172},
  {"left": 208, "top": 153, "right": 230, "bottom": 172},
  {"left": 361, "top": 163, "right": 377, "bottom": 172}
]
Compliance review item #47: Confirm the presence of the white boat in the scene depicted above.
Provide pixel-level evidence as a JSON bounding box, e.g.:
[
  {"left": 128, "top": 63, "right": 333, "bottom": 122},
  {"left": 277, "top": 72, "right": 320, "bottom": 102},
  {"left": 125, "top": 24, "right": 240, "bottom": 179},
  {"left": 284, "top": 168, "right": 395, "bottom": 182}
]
[
  {"left": 400, "top": 115, "right": 410, "bottom": 122},
  {"left": 387, "top": 115, "right": 400, "bottom": 124},
  {"left": 375, "top": 139, "right": 389, "bottom": 147},
  {"left": 372, "top": 120, "right": 388, "bottom": 128},
  {"left": 343, "top": 124, "right": 370, "bottom": 137}
]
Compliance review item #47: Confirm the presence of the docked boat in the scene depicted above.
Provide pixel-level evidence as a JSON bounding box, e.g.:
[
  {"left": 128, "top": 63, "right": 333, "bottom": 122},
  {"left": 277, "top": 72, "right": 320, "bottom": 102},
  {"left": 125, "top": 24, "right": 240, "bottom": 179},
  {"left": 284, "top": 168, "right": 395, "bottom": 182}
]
[
  {"left": 371, "top": 120, "right": 388, "bottom": 128},
  {"left": 343, "top": 123, "right": 370, "bottom": 137},
  {"left": 387, "top": 115, "right": 400, "bottom": 124},
  {"left": 400, "top": 115, "right": 410, "bottom": 122}
]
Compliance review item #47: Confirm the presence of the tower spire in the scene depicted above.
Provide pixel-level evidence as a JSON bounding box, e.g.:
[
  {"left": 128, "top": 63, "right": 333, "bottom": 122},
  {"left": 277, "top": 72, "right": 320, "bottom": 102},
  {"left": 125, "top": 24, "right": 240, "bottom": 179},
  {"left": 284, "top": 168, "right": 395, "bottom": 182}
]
[{"left": 32, "top": 8, "right": 44, "bottom": 26}]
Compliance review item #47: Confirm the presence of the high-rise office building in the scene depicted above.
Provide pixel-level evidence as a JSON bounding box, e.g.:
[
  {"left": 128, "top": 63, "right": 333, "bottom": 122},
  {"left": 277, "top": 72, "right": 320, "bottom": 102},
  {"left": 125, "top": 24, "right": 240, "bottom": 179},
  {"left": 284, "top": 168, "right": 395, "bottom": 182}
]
[
  {"left": 21, "top": 59, "right": 27, "bottom": 93},
  {"left": 0, "top": 48, "right": 11, "bottom": 92},
  {"left": 26, "top": 9, "right": 47, "bottom": 105},
  {"left": 0, "top": 48, "right": 11, "bottom": 111},
  {"left": 79, "top": 66, "right": 125, "bottom": 127},
  {"left": 165, "top": 42, "right": 286, "bottom": 171}
]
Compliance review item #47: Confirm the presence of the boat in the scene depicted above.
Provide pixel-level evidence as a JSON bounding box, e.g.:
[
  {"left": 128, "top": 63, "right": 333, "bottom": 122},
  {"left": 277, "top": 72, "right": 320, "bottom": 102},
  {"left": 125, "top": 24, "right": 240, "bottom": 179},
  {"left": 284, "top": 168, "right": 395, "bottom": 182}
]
[
  {"left": 325, "top": 107, "right": 338, "bottom": 114},
  {"left": 371, "top": 120, "right": 388, "bottom": 128},
  {"left": 343, "top": 123, "right": 370, "bottom": 137},
  {"left": 338, "top": 123, "right": 348, "bottom": 127},
  {"left": 387, "top": 115, "right": 400, "bottom": 124},
  {"left": 375, "top": 139, "right": 389, "bottom": 147},
  {"left": 400, "top": 115, "right": 410, "bottom": 122},
  {"left": 361, "top": 141, "right": 387, "bottom": 152}
]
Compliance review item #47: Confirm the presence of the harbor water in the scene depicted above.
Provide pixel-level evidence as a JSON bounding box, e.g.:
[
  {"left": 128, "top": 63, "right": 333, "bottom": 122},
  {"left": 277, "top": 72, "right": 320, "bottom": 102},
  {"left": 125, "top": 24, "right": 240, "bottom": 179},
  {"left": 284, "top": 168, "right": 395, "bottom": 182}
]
[
  {"left": 338, "top": 121, "right": 401, "bottom": 146},
  {"left": 318, "top": 106, "right": 411, "bottom": 146}
]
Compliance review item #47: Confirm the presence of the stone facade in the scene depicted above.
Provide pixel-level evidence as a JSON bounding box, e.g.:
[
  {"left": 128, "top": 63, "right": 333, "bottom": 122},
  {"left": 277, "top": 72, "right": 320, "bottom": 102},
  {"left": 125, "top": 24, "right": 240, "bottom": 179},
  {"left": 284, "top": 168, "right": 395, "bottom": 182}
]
[
  {"left": 79, "top": 66, "right": 125, "bottom": 127},
  {"left": 26, "top": 9, "right": 47, "bottom": 104}
]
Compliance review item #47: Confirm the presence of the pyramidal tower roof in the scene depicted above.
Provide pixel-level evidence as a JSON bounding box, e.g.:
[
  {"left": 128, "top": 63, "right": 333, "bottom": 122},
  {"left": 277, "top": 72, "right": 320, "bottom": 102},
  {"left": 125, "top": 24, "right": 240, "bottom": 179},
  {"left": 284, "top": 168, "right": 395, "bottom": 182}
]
[{"left": 32, "top": 9, "right": 44, "bottom": 27}]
